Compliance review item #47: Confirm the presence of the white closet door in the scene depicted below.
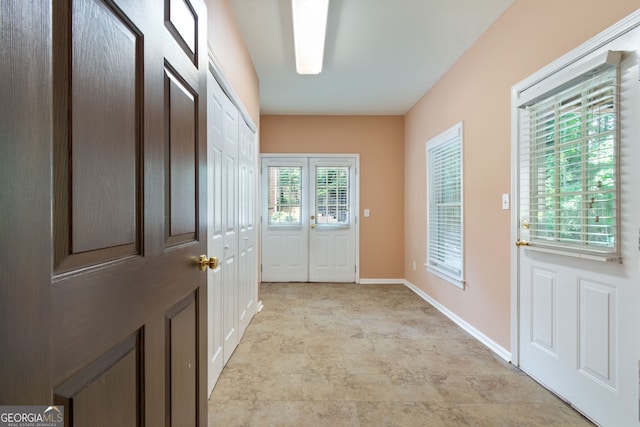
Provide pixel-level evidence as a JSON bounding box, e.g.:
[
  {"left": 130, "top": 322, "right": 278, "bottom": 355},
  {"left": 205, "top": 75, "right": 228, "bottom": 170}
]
[
  {"left": 206, "top": 72, "right": 225, "bottom": 395},
  {"left": 238, "top": 118, "right": 257, "bottom": 336},
  {"left": 208, "top": 71, "right": 254, "bottom": 394}
]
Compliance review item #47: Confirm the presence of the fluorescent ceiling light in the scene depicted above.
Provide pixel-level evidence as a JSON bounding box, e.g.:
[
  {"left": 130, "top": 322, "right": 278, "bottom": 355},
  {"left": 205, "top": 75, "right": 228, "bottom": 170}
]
[{"left": 292, "top": 0, "right": 329, "bottom": 75}]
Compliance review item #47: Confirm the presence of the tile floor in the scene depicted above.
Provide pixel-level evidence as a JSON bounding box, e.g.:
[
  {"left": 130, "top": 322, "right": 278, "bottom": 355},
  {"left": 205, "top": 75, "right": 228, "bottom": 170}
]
[{"left": 208, "top": 283, "right": 593, "bottom": 426}]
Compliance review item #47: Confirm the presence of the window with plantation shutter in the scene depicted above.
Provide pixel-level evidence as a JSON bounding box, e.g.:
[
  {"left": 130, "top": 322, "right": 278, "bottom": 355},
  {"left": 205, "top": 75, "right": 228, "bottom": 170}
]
[
  {"left": 267, "top": 166, "right": 302, "bottom": 224},
  {"left": 426, "top": 122, "right": 464, "bottom": 288},
  {"left": 315, "top": 166, "right": 350, "bottom": 225},
  {"left": 517, "top": 51, "right": 620, "bottom": 260}
]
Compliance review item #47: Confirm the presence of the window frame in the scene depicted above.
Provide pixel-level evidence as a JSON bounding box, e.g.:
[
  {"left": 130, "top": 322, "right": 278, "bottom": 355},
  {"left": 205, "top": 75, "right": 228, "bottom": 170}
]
[
  {"left": 425, "top": 122, "right": 465, "bottom": 289},
  {"left": 516, "top": 50, "right": 621, "bottom": 261},
  {"left": 314, "top": 165, "right": 351, "bottom": 227},
  {"left": 266, "top": 165, "right": 303, "bottom": 226}
]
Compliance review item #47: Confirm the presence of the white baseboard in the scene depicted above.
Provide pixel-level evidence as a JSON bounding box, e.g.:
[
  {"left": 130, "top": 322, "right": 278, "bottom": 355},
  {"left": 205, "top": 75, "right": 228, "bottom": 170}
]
[
  {"left": 401, "top": 279, "right": 512, "bottom": 362},
  {"left": 358, "top": 278, "right": 406, "bottom": 285}
]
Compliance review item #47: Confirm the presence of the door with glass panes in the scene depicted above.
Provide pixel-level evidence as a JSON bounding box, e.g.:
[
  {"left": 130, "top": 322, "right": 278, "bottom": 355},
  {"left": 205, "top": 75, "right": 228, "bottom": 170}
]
[
  {"left": 261, "top": 155, "right": 358, "bottom": 282},
  {"left": 514, "top": 19, "right": 640, "bottom": 427}
]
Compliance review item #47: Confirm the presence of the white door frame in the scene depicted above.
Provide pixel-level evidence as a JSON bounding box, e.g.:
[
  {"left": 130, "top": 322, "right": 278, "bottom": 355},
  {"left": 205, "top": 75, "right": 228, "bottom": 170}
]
[
  {"left": 260, "top": 153, "right": 360, "bottom": 283},
  {"left": 509, "top": 8, "right": 640, "bottom": 368}
]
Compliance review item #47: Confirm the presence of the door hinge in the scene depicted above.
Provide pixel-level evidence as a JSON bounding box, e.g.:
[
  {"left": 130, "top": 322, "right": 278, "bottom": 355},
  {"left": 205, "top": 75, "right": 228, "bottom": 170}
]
[
  {"left": 260, "top": 264, "right": 263, "bottom": 272},
  {"left": 354, "top": 265, "right": 357, "bottom": 273}
]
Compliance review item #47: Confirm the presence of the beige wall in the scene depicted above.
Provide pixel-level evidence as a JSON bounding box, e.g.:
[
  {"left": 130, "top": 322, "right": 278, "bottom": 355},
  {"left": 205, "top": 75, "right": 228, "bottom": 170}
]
[
  {"left": 205, "top": 0, "right": 260, "bottom": 125},
  {"left": 405, "top": 0, "right": 640, "bottom": 350},
  {"left": 260, "top": 115, "right": 405, "bottom": 279}
]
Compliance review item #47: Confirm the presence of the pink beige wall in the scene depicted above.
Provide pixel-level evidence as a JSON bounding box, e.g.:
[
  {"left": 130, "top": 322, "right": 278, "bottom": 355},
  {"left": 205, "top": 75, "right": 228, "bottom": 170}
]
[
  {"left": 205, "top": 0, "right": 260, "bottom": 125},
  {"left": 260, "top": 115, "right": 405, "bottom": 279},
  {"left": 405, "top": 0, "right": 640, "bottom": 350}
]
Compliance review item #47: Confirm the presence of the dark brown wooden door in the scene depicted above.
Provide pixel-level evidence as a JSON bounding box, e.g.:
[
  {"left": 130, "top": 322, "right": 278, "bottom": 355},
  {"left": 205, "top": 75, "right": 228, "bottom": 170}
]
[{"left": 1, "top": 0, "right": 208, "bottom": 425}]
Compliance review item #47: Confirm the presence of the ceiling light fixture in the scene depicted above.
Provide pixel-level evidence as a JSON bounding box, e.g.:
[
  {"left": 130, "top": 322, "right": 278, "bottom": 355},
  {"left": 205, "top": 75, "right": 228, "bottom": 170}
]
[{"left": 291, "top": 0, "right": 329, "bottom": 75}]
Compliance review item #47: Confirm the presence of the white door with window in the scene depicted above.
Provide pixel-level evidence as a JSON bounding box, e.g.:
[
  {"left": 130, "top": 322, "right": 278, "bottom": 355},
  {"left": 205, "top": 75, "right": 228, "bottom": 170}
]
[
  {"left": 261, "top": 155, "right": 358, "bottom": 283},
  {"left": 513, "top": 15, "right": 640, "bottom": 426}
]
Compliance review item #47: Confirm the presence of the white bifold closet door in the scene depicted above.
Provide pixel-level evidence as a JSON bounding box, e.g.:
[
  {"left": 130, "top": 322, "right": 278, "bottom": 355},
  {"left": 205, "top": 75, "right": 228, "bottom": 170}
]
[{"left": 207, "top": 69, "right": 258, "bottom": 396}]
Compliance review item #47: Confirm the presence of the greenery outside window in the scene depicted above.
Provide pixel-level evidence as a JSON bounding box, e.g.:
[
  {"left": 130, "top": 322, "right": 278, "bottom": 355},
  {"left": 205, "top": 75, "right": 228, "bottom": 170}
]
[
  {"left": 520, "top": 56, "right": 619, "bottom": 258},
  {"left": 268, "top": 166, "right": 302, "bottom": 224},
  {"left": 315, "top": 166, "right": 350, "bottom": 225}
]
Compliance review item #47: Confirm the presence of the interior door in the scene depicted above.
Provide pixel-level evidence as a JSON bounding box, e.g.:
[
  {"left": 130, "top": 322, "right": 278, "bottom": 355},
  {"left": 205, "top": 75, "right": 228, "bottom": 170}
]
[
  {"left": 516, "top": 24, "right": 640, "bottom": 426},
  {"left": 206, "top": 71, "right": 225, "bottom": 395},
  {"left": 261, "top": 155, "right": 358, "bottom": 283},
  {"left": 1, "top": 1, "right": 208, "bottom": 425},
  {"left": 207, "top": 73, "right": 257, "bottom": 393},
  {"left": 238, "top": 119, "right": 258, "bottom": 336},
  {"left": 208, "top": 75, "right": 240, "bottom": 366}
]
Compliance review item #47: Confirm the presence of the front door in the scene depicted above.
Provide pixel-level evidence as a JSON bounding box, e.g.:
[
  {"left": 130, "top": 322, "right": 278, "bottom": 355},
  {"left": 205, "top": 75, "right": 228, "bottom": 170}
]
[
  {"left": 515, "top": 16, "right": 640, "bottom": 426},
  {"left": 261, "top": 155, "right": 358, "bottom": 283},
  {"left": 1, "top": 1, "right": 209, "bottom": 425}
]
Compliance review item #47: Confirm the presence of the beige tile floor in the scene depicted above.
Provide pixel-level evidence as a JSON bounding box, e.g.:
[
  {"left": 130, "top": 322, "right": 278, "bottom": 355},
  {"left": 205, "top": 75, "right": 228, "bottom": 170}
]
[{"left": 208, "top": 283, "right": 593, "bottom": 426}]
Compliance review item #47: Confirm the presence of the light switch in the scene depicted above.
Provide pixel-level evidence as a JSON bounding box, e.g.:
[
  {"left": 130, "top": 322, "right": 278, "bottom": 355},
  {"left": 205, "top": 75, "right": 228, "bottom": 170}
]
[
  {"left": 502, "top": 194, "right": 510, "bottom": 210},
  {"left": 364, "top": 209, "right": 370, "bottom": 217}
]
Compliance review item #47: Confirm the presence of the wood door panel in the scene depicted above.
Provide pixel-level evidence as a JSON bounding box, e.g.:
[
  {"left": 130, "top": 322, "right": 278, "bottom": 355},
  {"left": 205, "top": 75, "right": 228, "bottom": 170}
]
[
  {"left": 55, "top": 333, "right": 141, "bottom": 427},
  {"left": 165, "top": 0, "right": 197, "bottom": 64},
  {"left": 165, "top": 66, "right": 198, "bottom": 246},
  {"left": 166, "top": 294, "right": 198, "bottom": 427},
  {"left": 51, "top": 253, "right": 203, "bottom": 385},
  {"left": 53, "top": 0, "right": 142, "bottom": 274},
  {"left": 72, "top": 0, "right": 140, "bottom": 253},
  {"left": 0, "top": 1, "right": 53, "bottom": 403},
  {"left": 3, "top": 0, "right": 208, "bottom": 424}
]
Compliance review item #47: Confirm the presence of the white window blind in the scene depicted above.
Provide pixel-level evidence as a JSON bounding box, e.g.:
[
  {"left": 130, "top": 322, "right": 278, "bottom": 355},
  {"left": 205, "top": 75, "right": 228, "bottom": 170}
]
[
  {"left": 315, "top": 166, "right": 350, "bottom": 225},
  {"left": 518, "top": 54, "right": 620, "bottom": 258},
  {"left": 426, "top": 123, "right": 464, "bottom": 287},
  {"left": 267, "top": 166, "right": 302, "bottom": 224}
]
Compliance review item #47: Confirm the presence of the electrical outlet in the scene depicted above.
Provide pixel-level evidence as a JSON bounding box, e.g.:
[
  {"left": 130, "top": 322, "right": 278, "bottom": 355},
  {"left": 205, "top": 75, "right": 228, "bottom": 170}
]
[{"left": 412, "top": 260, "right": 417, "bottom": 271}]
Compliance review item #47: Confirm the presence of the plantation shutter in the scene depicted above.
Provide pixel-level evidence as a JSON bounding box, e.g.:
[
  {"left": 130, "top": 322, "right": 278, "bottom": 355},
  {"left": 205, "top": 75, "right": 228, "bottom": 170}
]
[
  {"left": 315, "top": 166, "right": 350, "bottom": 225},
  {"left": 517, "top": 50, "right": 620, "bottom": 259},
  {"left": 426, "top": 123, "right": 463, "bottom": 286},
  {"left": 267, "top": 166, "right": 302, "bottom": 225}
]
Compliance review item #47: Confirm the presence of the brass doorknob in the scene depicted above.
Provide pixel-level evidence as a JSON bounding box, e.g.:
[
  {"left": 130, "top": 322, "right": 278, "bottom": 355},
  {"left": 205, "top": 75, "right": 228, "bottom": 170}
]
[
  {"left": 515, "top": 240, "right": 530, "bottom": 247},
  {"left": 198, "top": 255, "right": 219, "bottom": 271}
]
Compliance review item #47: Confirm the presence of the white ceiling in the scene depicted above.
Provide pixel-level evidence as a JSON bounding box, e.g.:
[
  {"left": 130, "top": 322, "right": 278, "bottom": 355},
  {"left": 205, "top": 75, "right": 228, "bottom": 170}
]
[{"left": 228, "top": 0, "right": 514, "bottom": 115}]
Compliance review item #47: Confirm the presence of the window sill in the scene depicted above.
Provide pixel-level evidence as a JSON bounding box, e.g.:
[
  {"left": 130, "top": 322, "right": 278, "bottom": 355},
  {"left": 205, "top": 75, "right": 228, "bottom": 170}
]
[
  {"left": 425, "top": 265, "right": 465, "bottom": 290},
  {"left": 522, "top": 244, "right": 621, "bottom": 263}
]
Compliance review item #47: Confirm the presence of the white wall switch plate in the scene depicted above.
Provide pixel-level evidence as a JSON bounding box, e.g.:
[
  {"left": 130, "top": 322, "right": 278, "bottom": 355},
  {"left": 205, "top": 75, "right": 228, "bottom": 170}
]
[
  {"left": 502, "top": 193, "right": 510, "bottom": 210},
  {"left": 364, "top": 209, "right": 370, "bottom": 217}
]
